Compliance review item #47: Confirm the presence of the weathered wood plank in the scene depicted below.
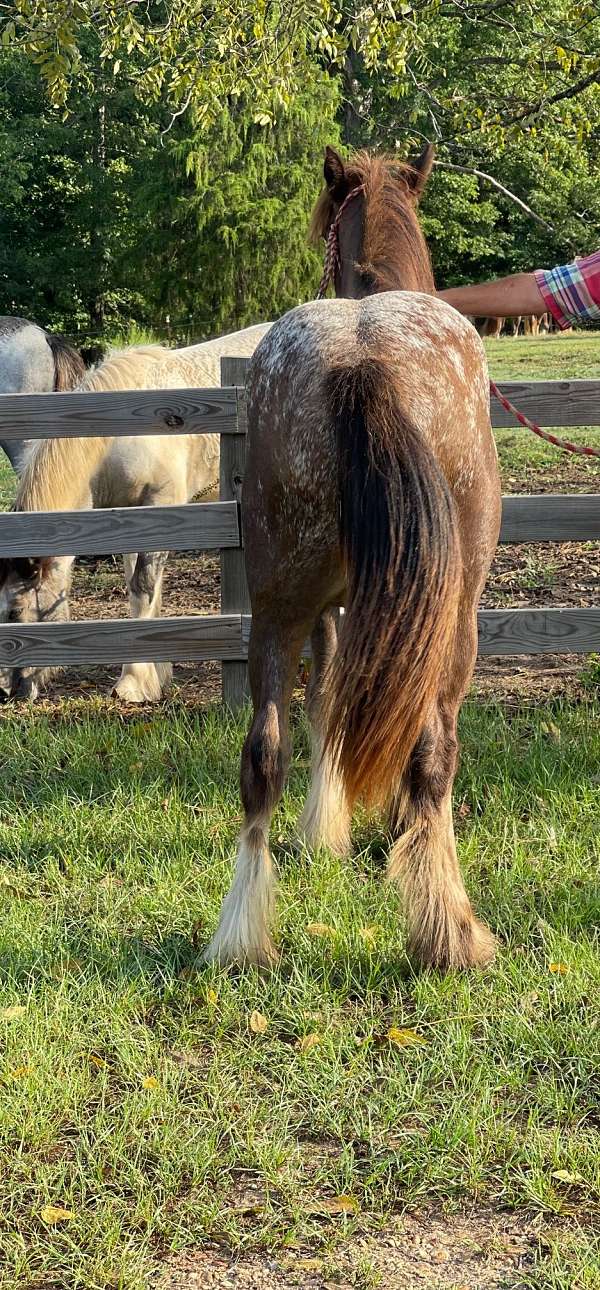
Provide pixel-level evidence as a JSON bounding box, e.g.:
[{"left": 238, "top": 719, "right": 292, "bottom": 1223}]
[
  {"left": 0, "top": 386, "right": 239, "bottom": 440},
  {"left": 499, "top": 494, "right": 600, "bottom": 543},
  {"left": 0, "top": 501, "right": 240, "bottom": 557},
  {"left": 477, "top": 607, "right": 600, "bottom": 654},
  {"left": 242, "top": 608, "right": 600, "bottom": 658},
  {"left": 2, "top": 603, "right": 598, "bottom": 671},
  {"left": 220, "top": 358, "right": 251, "bottom": 707},
  {"left": 0, "top": 615, "right": 243, "bottom": 667},
  {"left": 2, "top": 378, "right": 600, "bottom": 440},
  {"left": 490, "top": 380, "right": 600, "bottom": 429},
  {"left": 0, "top": 493, "right": 595, "bottom": 560}
]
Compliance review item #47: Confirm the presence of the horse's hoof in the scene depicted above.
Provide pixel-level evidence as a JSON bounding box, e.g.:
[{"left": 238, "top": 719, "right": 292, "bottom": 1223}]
[{"left": 112, "top": 677, "right": 162, "bottom": 704}]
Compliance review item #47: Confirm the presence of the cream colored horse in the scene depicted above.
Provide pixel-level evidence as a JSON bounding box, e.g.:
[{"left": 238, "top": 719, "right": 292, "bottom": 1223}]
[{"left": 0, "top": 324, "right": 271, "bottom": 702}]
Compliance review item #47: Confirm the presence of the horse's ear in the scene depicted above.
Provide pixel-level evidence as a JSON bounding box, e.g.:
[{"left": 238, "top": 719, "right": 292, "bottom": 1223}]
[
  {"left": 407, "top": 142, "right": 436, "bottom": 199},
  {"left": 324, "top": 146, "right": 346, "bottom": 195}
]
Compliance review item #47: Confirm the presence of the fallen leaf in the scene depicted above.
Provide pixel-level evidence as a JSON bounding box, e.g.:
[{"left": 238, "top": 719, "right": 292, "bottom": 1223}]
[
  {"left": 249, "top": 1010, "right": 268, "bottom": 1034},
  {"left": 549, "top": 962, "right": 570, "bottom": 974},
  {"left": 359, "top": 925, "right": 378, "bottom": 945},
  {"left": 295, "top": 1033, "right": 321, "bottom": 1054},
  {"left": 141, "top": 1075, "right": 159, "bottom": 1090},
  {"left": 322, "top": 1194, "right": 360, "bottom": 1215},
  {"left": 306, "top": 922, "right": 336, "bottom": 938},
  {"left": 387, "top": 1026, "right": 427, "bottom": 1048},
  {"left": 305, "top": 923, "right": 335, "bottom": 944},
  {"left": 0, "top": 1005, "right": 26, "bottom": 1022},
  {"left": 50, "top": 958, "right": 83, "bottom": 979},
  {"left": 40, "top": 1205, "right": 74, "bottom": 1224},
  {"left": 552, "top": 1169, "right": 585, "bottom": 1185}
]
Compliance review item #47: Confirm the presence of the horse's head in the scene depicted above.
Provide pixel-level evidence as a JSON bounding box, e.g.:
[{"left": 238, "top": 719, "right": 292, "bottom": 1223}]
[
  {"left": 310, "top": 144, "right": 436, "bottom": 299},
  {"left": 0, "top": 555, "right": 70, "bottom": 700}
]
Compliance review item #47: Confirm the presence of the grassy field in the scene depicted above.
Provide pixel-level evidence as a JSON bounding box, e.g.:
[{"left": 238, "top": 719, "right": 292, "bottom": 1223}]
[{"left": 0, "top": 334, "right": 598, "bottom": 1289}]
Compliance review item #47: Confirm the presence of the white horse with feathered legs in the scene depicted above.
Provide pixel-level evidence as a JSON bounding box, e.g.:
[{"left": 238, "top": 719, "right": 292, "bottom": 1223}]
[{"left": 0, "top": 324, "right": 271, "bottom": 703}]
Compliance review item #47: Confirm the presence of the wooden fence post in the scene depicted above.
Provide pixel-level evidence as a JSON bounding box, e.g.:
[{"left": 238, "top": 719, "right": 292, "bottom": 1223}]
[{"left": 220, "top": 356, "right": 250, "bottom": 708}]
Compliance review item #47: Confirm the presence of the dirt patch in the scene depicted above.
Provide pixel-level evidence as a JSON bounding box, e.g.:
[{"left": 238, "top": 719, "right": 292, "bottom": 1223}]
[{"left": 152, "top": 1204, "right": 559, "bottom": 1289}]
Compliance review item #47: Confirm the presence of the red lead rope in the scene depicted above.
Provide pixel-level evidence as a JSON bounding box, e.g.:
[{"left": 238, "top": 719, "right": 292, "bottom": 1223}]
[
  {"left": 317, "top": 194, "right": 599, "bottom": 459},
  {"left": 489, "top": 380, "right": 600, "bottom": 459}
]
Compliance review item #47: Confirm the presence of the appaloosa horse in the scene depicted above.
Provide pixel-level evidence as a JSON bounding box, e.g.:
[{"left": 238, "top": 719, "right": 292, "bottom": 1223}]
[{"left": 204, "top": 145, "right": 501, "bottom": 973}]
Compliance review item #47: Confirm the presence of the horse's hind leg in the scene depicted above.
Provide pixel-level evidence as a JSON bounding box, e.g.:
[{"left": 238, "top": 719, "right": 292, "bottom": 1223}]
[
  {"left": 114, "top": 551, "right": 171, "bottom": 702},
  {"left": 297, "top": 608, "right": 350, "bottom": 856},
  {"left": 203, "top": 611, "right": 309, "bottom": 968},
  {"left": 387, "top": 613, "right": 495, "bottom": 971}
]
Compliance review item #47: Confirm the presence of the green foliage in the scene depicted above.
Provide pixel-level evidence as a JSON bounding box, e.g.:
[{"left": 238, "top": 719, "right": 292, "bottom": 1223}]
[
  {"left": 3, "top": 3, "right": 600, "bottom": 335},
  {"left": 0, "top": 46, "right": 338, "bottom": 336},
  {"left": 136, "top": 77, "right": 339, "bottom": 333}
]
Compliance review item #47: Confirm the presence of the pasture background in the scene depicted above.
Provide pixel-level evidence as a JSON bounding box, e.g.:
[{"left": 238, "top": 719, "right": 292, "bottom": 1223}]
[{"left": 0, "top": 333, "right": 598, "bottom": 1288}]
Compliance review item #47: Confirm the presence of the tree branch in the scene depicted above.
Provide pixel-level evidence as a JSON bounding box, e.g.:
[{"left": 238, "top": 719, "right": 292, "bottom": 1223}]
[
  {"left": 505, "top": 66, "right": 600, "bottom": 125},
  {"left": 434, "top": 160, "right": 565, "bottom": 237}
]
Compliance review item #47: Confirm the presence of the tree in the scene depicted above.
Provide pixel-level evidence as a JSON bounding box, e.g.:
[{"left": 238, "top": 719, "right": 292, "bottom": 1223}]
[
  {"left": 6, "top": 1, "right": 600, "bottom": 145},
  {"left": 132, "top": 75, "right": 339, "bottom": 336},
  {"left": 0, "top": 40, "right": 339, "bottom": 338},
  {"left": 0, "top": 45, "right": 159, "bottom": 331}
]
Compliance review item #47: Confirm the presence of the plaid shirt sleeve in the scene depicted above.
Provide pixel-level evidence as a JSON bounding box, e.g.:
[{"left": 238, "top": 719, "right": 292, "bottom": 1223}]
[{"left": 534, "top": 251, "right": 600, "bottom": 329}]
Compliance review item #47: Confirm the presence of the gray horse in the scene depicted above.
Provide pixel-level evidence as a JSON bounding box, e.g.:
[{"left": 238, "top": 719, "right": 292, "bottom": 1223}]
[{"left": 0, "top": 317, "right": 85, "bottom": 471}]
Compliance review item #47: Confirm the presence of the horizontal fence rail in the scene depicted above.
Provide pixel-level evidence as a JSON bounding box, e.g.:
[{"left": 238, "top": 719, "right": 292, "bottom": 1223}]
[
  {"left": 0, "top": 493, "right": 595, "bottom": 559},
  {"left": 0, "top": 367, "right": 598, "bottom": 704},
  {"left": 0, "top": 615, "right": 245, "bottom": 667},
  {"left": 489, "top": 379, "right": 600, "bottom": 429},
  {"left": 0, "top": 605, "right": 598, "bottom": 670},
  {"left": 0, "top": 501, "right": 240, "bottom": 557},
  {"left": 3, "top": 378, "right": 600, "bottom": 440},
  {"left": 0, "top": 386, "right": 241, "bottom": 440},
  {"left": 499, "top": 494, "right": 600, "bottom": 543}
]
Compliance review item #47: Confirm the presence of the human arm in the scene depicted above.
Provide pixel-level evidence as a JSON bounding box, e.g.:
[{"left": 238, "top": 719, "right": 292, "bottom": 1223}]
[{"left": 438, "top": 272, "right": 546, "bottom": 319}]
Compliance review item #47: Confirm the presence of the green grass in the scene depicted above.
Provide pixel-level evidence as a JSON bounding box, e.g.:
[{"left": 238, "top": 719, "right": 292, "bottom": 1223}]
[
  {"left": 0, "top": 333, "right": 599, "bottom": 1287},
  {"left": 0, "top": 699, "right": 598, "bottom": 1289},
  {"left": 486, "top": 333, "right": 600, "bottom": 483}
]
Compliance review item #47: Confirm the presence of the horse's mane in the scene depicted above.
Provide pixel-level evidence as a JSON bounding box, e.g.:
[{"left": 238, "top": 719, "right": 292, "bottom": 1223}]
[
  {"left": 78, "top": 345, "right": 172, "bottom": 392},
  {"left": 309, "top": 151, "right": 434, "bottom": 293},
  {"left": 18, "top": 345, "right": 174, "bottom": 511}
]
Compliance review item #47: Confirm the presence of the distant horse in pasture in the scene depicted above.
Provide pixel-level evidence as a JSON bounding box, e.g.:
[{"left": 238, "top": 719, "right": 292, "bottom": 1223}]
[
  {"left": 0, "top": 325, "right": 271, "bottom": 703},
  {"left": 204, "top": 146, "right": 501, "bottom": 974},
  {"left": 0, "top": 317, "right": 86, "bottom": 470}
]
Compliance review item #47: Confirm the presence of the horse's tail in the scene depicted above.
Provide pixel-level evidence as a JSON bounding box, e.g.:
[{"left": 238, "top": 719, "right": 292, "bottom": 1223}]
[
  {"left": 325, "top": 356, "right": 462, "bottom": 809},
  {"left": 46, "top": 331, "right": 86, "bottom": 391}
]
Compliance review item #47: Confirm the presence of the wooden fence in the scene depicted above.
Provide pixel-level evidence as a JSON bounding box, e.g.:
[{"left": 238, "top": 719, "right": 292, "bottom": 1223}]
[{"left": 0, "top": 358, "right": 598, "bottom": 709}]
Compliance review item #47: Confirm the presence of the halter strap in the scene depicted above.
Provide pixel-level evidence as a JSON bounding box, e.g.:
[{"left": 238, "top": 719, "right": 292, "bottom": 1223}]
[{"left": 316, "top": 184, "right": 366, "bottom": 299}]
